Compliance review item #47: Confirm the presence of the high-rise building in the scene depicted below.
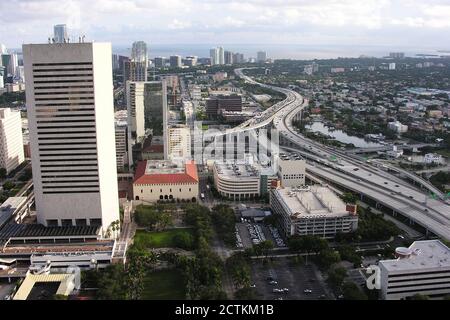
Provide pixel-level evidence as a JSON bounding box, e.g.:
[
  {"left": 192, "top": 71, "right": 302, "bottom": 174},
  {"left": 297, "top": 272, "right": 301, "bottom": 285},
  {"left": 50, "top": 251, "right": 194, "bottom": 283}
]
[
  {"left": 2, "top": 53, "right": 18, "bottom": 79},
  {"left": 0, "top": 66, "right": 5, "bottom": 89},
  {"left": 115, "top": 121, "right": 128, "bottom": 171},
  {"left": 154, "top": 57, "right": 165, "bottom": 68},
  {"left": 53, "top": 24, "right": 68, "bottom": 43},
  {"left": 0, "top": 108, "right": 25, "bottom": 174},
  {"left": 184, "top": 56, "right": 197, "bottom": 67},
  {"left": 0, "top": 44, "right": 7, "bottom": 55},
  {"left": 218, "top": 47, "right": 225, "bottom": 65},
  {"left": 257, "top": 51, "right": 267, "bottom": 63},
  {"left": 224, "top": 51, "right": 233, "bottom": 65},
  {"left": 23, "top": 42, "right": 120, "bottom": 232},
  {"left": 206, "top": 95, "right": 242, "bottom": 118},
  {"left": 123, "top": 41, "right": 148, "bottom": 82},
  {"left": 126, "top": 81, "right": 147, "bottom": 141},
  {"left": 131, "top": 41, "right": 148, "bottom": 63},
  {"left": 233, "top": 53, "right": 244, "bottom": 64},
  {"left": 169, "top": 55, "right": 182, "bottom": 68},
  {"left": 168, "top": 125, "right": 191, "bottom": 160}
]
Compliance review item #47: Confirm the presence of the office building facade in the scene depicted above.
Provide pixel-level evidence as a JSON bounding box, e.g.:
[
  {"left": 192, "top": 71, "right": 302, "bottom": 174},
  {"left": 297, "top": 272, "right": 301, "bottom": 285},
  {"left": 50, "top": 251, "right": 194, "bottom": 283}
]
[
  {"left": 0, "top": 108, "right": 25, "bottom": 174},
  {"left": 23, "top": 42, "right": 120, "bottom": 232}
]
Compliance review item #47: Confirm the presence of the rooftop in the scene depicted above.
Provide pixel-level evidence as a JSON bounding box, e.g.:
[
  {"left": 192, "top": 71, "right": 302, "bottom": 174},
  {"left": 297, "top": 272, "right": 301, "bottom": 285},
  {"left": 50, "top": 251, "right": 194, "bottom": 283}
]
[
  {"left": 379, "top": 240, "right": 450, "bottom": 272},
  {"left": 0, "top": 197, "right": 27, "bottom": 228},
  {"left": 272, "top": 186, "right": 351, "bottom": 219},
  {"left": 214, "top": 157, "right": 276, "bottom": 179},
  {"left": 134, "top": 160, "right": 198, "bottom": 185},
  {"left": 278, "top": 152, "right": 304, "bottom": 161}
]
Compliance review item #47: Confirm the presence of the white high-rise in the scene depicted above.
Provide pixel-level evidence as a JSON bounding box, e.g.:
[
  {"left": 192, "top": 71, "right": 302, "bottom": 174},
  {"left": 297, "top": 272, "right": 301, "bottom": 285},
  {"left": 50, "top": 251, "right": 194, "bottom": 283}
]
[
  {"left": 0, "top": 108, "right": 25, "bottom": 174},
  {"left": 126, "top": 81, "right": 146, "bottom": 141},
  {"left": 210, "top": 47, "right": 225, "bottom": 65},
  {"left": 53, "top": 24, "right": 68, "bottom": 43},
  {"left": 168, "top": 125, "right": 191, "bottom": 160},
  {"left": 218, "top": 47, "right": 225, "bottom": 65},
  {"left": 23, "top": 42, "right": 120, "bottom": 232}
]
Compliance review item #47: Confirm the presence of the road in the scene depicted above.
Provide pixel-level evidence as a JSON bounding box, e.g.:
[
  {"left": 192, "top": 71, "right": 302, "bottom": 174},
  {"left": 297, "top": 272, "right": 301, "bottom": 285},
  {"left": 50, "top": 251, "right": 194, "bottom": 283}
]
[{"left": 227, "top": 68, "right": 450, "bottom": 240}]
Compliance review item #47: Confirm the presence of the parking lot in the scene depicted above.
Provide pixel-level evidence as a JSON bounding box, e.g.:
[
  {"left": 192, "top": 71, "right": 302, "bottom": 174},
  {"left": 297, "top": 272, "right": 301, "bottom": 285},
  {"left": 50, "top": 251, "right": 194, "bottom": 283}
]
[
  {"left": 235, "top": 222, "right": 286, "bottom": 249},
  {"left": 249, "top": 257, "right": 330, "bottom": 300}
]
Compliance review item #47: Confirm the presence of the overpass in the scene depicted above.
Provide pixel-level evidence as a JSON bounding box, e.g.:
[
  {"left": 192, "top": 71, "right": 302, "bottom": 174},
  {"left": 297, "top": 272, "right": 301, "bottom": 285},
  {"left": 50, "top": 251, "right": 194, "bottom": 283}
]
[{"left": 228, "top": 68, "right": 450, "bottom": 240}]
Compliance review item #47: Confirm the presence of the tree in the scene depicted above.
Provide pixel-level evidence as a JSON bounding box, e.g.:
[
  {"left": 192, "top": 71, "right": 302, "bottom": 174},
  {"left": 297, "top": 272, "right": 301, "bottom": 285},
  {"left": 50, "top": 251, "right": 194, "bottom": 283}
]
[
  {"left": 173, "top": 232, "right": 195, "bottom": 250},
  {"left": 327, "top": 266, "right": 347, "bottom": 290},
  {"left": 253, "top": 240, "right": 274, "bottom": 259},
  {"left": 317, "top": 248, "right": 341, "bottom": 270},
  {"left": 0, "top": 168, "right": 6, "bottom": 179},
  {"left": 2, "top": 181, "right": 15, "bottom": 191},
  {"left": 342, "top": 281, "right": 368, "bottom": 300},
  {"left": 341, "top": 192, "right": 357, "bottom": 204}
]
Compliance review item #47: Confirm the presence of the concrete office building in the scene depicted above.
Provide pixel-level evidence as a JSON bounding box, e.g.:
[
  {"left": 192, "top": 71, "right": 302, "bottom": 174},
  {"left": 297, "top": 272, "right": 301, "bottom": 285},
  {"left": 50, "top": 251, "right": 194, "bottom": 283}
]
[
  {"left": 123, "top": 60, "right": 147, "bottom": 82},
  {"left": 53, "top": 24, "right": 68, "bottom": 43},
  {"left": 2, "top": 53, "right": 18, "bottom": 79},
  {"left": 233, "top": 53, "right": 244, "bottom": 64},
  {"left": 126, "top": 81, "right": 147, "bottom": 141},
  {"left": 276, "top": 152, "right": 306, "bottom": 187},
  {"left": 133, "top": 160, "right": 199, "bottom": 202},
  {"left": 169, "top": 55, "right": 182, "bottom": 68},
  {"left": 206, "top": 95, "right": 242, "bottom": 118},
  {"left": 379, "top": 240, "right": 450, "bottom": 300},
  {"left": 154, "top": 57, "right": 165, "bottom": 68},
  {"left": 0, "top": 66, "right": 5, "bottom": 88},
  {"left": 23, "top": 42, "right": 120, "bottom": 232},
  {"left": 184, "top": 56, "right": 197, "bottom": 67},
  {"left": 168, "top": 125, "right": 191, "bottom": 160},
  {"left": 270, "top": 185, "right": 358, "bottom": 238},
  {"left": 0, "top": 108, "right": 25, "bottom": 174}
]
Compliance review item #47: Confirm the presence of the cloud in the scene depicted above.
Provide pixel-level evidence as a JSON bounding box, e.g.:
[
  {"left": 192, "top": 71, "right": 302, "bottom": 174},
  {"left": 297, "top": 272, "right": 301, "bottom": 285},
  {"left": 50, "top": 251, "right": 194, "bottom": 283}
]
[{"left": 1, "top": 0, "right": 449, "bottom": 50}]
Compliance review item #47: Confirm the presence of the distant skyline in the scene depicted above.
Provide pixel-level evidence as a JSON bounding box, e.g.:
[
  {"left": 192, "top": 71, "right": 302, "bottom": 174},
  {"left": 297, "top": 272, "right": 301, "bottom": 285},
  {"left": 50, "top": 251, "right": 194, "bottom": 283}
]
[{"left": 2, "top": 0, "right": 450, "bottom": 57}]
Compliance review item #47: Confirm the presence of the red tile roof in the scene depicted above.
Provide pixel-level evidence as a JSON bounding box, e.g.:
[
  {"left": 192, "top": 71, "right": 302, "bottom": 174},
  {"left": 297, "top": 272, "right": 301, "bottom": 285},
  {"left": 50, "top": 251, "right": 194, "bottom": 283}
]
[{"left": 133, "top": 160, "right": 199, "bottom": 185}]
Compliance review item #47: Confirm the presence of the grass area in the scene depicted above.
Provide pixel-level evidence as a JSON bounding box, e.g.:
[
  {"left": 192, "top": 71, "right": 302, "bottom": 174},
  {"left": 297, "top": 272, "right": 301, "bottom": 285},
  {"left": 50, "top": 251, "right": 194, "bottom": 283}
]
[
  {"left": 134, "top": 228, "right": 194, "bottom": 248},
  {"left": 435, "top": 148, "right": 450, "bottom": 158},
  {"left": 141, "top": 269, "right": 186, "bottom": 300}
]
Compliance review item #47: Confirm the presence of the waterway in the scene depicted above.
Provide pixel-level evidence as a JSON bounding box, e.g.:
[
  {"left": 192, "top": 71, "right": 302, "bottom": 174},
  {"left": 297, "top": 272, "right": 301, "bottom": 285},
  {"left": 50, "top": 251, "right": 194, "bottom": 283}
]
[{"left": 305, "top": 122, "right": 383, "bottom": 148}]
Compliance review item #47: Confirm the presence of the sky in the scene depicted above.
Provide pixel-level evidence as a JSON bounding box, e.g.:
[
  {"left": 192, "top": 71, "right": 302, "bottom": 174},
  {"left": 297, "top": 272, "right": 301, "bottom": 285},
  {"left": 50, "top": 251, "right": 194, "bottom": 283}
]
[{"left": 2, "top": 0, "right": 450, "bottom": 57}]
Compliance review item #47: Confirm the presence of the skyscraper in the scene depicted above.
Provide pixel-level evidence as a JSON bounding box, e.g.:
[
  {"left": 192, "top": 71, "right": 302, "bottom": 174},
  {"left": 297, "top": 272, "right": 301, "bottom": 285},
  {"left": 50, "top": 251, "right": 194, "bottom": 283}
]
[
  {"left": 224, "top": 51, "right": 233, "bottom": 65},
  {"left": 169, "top": 55, "right": 182, "bottom": 68},
  {"left": 257, "top": 51, "right": 267, "bottom": 63},
  {"left": 0, "top": 44, "right": 7, "bottom": 55},
  {"left": 154, "top": 57, "right": 165, "bottom": 68},
  {"left": 0, "top": 108, "right": 25, "bottom": 174},
  {"left": 210, "top": 48, "right": 218, "bottom": 65},
  {"left": 23, "top": 42, "right": 120, "bottom": 232},
  {"left": 131, "top": 41, "right": 148, "bottom": 63},
  {"left": 123, "top": 41, "right": 148, "bottom": 82},
  {"left": 53, "top": 24, "right": 68, "bottom": 43},
  {"left": 218, "top": 47, "right": 225, "bottom": 65},
  {"left": 2, "top": 53, "right": 18, "bottom": 79},
  {"left": 126, "top": 81, "right": 147, "bottom": 140}
]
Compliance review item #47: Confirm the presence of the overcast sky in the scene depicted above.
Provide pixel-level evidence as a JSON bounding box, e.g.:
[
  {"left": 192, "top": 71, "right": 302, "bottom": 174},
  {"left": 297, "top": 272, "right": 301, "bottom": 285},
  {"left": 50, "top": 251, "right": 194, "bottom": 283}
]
[{"left": 2, "top": 0, "right": 450, "bottom": 52}]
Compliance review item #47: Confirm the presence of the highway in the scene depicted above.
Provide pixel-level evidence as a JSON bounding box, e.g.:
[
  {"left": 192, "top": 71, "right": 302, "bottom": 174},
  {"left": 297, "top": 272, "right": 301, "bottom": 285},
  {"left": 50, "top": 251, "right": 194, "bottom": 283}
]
[{"left": 229, "top": 68, "right": 450, "bottom": 240}]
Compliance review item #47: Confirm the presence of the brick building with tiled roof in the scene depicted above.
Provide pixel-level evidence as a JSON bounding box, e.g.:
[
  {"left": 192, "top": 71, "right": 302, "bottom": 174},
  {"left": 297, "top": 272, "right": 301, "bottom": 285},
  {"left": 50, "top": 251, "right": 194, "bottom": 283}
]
[{"left": 133, "top": 160, "right": 199, "bottom": 203}]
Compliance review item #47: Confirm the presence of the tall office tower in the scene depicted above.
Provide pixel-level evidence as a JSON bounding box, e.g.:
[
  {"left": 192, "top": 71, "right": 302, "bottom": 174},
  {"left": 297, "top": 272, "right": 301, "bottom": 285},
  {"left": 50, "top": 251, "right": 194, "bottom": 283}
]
[
  {"left": 23, "top": 42, "right": 120, "bottom": 232},
  {"left": 2, "top": 53, "right": 18, "bottom": 79},
  {"left": 154, "top": 57, "right": 165, "bottom": 68},
  {"left": 224, "top": 51, "right": 233, "bottom": 65},
  {"left": 126, "top": 81, "right": 146, "bottom": 141},
  {"left": 218, "top": 47, "right": 225, "bottom": 65},
  {"left": 257, "top": 51, "right": 267, "bottom": 63},
  {"left": 0, "top": 67, "right": 5, "bottom": 88},
  {"left": 0, "top": 44, "right": 7, "bottom": 54},
  {"left": 169, "top": 55, "right": 182, "bottom": 68},
  {"left": 168, "top": 125, "right": 191, "bottom": 160},
  {"left": 123, "top": 41, "right": 148, "bottom": 83},
  {"left": 131, "top": 41, "right": 148, "bottom": 63},
  {"left": 0, "top": 108, "right": 25, "bottom": 174},
  {"left": 115, "top": 121, "right": 128, "bottom": 170},
  {"left": 53, "top": 24, "right": 68, "bottom": 43},
  {"left": 112, "top": 54, "right": 120, "bottom": 71}
]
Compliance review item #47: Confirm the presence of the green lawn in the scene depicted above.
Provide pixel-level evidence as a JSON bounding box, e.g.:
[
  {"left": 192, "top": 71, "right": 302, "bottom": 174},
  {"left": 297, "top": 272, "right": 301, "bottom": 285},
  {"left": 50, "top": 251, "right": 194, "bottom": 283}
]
[
  {"left": 141, "top": 269, "right": 186, "bottom": 300},
  {"left": 134, "top": 228, "right": 194, "bottom": 248}
]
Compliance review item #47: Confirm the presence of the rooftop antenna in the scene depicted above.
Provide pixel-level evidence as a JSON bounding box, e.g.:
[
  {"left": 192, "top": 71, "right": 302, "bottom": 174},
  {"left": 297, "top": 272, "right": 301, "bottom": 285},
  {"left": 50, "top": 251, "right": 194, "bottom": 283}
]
[
  {"left": 52, "top": 38, "right": 55, "bottom": 43},
  {"left": 82, "top": 35, "right": 85, "bottom": 43},
  {"left": 48, "top": 37, "right": 51, "bottom": 44}
]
